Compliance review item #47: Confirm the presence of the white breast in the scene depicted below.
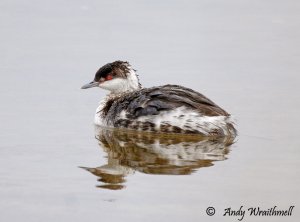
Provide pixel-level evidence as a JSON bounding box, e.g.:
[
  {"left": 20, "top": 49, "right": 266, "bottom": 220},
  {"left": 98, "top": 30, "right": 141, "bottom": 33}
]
[{"left": 94, "top": 99, "right": 106, "bottom": 126}]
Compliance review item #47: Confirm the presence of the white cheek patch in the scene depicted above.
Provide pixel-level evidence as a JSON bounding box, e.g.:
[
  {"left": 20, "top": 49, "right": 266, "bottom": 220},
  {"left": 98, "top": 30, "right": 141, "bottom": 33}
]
[
  {"left": 99, "top": 77, "right": 138, "bottom": 94},
  {"left": 99, "top": 78, "right": 127, "bottom": 91},
  {"left": 97, "top": 67, "right": 141, "bottom": 94}
]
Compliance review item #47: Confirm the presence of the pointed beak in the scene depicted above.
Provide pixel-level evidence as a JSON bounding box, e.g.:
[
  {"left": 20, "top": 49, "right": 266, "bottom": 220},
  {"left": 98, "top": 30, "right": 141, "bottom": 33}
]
[{"left": 81, "top": 81, "right": 99, "bottom": 89}]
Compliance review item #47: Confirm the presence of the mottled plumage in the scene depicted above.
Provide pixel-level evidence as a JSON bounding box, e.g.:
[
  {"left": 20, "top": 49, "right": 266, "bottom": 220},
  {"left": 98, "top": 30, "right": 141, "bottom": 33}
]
[{"left": 82, "top": 61, "right": 236, "bottom": 137}]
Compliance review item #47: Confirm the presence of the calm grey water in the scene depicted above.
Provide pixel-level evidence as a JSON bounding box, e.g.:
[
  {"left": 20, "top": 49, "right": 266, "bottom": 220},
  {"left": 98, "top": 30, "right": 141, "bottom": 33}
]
[{"left": 1, "top": 0, "right": 299, "bottom": 221}]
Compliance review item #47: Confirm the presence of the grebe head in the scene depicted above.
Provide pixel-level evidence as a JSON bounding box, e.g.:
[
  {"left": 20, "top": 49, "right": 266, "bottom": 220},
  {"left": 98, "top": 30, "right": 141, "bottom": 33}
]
[{"left": 81, "top": 61, "right": 141, "bottom": 94}]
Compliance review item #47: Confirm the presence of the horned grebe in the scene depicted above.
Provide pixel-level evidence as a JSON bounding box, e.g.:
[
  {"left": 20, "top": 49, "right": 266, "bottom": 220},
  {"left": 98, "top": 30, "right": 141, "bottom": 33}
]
[{"left": 81, "top": 61, "right": 236, "bottom": 137}]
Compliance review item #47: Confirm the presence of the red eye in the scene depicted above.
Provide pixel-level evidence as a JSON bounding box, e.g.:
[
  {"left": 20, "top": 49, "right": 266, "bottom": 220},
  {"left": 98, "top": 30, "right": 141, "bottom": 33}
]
[{"left": 106, "top": 74, "right": 113, "bottom": 81}]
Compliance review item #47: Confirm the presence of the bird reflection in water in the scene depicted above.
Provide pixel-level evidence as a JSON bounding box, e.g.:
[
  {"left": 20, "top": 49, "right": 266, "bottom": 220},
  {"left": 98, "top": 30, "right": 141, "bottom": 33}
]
[{"left": 80, "top": 126, "right": 235, "bottom": 190}]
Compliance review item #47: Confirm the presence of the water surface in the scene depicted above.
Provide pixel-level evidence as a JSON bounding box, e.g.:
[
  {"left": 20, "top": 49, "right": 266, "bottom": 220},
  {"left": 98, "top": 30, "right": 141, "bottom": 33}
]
[{"left": 0, "top": 0, "right": 299, "bottom": 221}]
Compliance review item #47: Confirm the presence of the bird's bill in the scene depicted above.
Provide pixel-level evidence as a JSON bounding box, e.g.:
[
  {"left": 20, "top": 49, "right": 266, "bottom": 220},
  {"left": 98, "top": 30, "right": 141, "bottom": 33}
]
[{"left": 81, "top": 81, "right": 99, "bottom": 89}]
